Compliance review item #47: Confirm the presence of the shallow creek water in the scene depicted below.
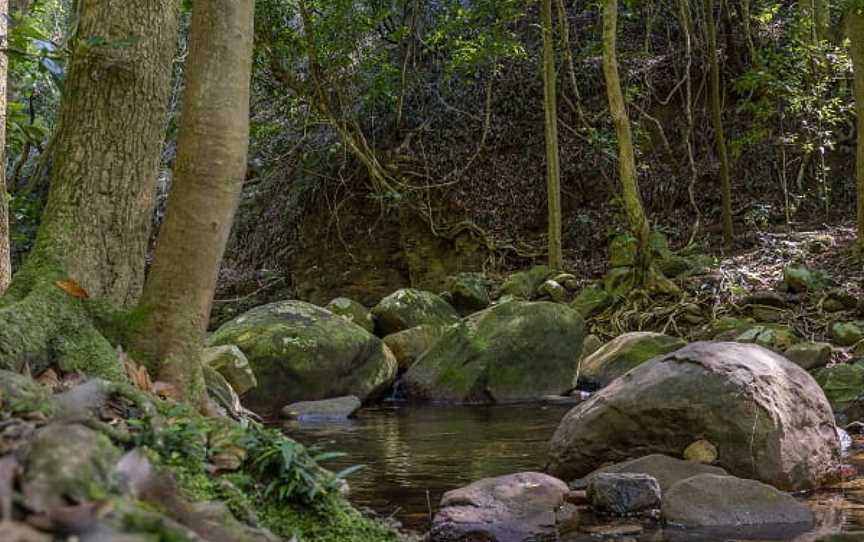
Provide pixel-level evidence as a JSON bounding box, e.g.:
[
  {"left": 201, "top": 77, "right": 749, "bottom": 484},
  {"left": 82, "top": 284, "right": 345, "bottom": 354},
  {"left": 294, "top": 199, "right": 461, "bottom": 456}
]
[{"left": 287, "top": 404, "right": 864, "bottom": 540}]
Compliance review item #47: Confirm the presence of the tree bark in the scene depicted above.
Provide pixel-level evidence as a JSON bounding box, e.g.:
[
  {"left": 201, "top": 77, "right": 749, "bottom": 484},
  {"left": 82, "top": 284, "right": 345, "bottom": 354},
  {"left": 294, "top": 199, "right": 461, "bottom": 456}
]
[
  {"left": 0, "top": 0, "right": 10, "bottom": 295},
  {"left": 542, "top": 0, "right": 563, "bottom": 271},
  {"left": 602, "top": 0, "right": 651, "bottom": 277},
  {"left": 134, "top": 0, "right": 254, "bottom": 401},
  {"left": 704, "top": 0, "right": 735, "bottom": 252},
  {"left": 850, "top": 11, "right": 864, "bottom": 249},
  {"left": 800, "top": 0, "right": 830, "bottom": 43},
  {"left": 0, "top": 0, "right": 179, "bottom": 378},
  {"left": 22, "top": 0, "right": 180, "bottom": 308}
]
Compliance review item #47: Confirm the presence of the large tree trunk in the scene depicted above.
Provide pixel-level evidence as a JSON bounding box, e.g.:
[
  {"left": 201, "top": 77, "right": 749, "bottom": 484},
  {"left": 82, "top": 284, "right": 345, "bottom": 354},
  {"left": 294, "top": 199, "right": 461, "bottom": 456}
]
[
  {"left": 602, "top": 0, "right": 651, "bottom": 279},
  {"left": 134, "top": 0, "right": 254, "bottom": 401},
  {"left": 851, "top": 11, "right": 864, "bottom": 250},
  {"left": 704, "top": 0, "right": 735, "bottom": 252},
  {"left": 0, "top": 0, "right": 10, "bottom": 295},
  {"left": 541, "top": 0, "right": 563, "bottom": 271},
  {"left": 0, "top": 0, "right": 179, "bottom": 377}
]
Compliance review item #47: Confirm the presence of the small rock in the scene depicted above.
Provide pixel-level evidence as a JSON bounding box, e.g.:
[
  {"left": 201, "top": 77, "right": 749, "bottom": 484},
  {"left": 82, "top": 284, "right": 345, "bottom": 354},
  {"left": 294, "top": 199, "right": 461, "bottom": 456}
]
[
  {"left": 553, "top": 273, "right": 579, "bottom": 290},
  {"left": 683, "top": 439, "right": 718, "bottom": 464},
  {"left": 500, "top": 266, "right": 553, "bottom": 300},
  {"left": 751, "top": 305, "right": 785, "bottom": 323},
  {"left": 815, "top": 364, "right": 864, "bottom": 405},
  {"left": 325, "top": 297, "right": 375, "bottom": 334},
  {"left": 202, "top": 345, "right": 257, "bottom": 395},
  {"left": 846, "top": 421, "right": 864, "bottom": 435},
  {"left": 280, "top": 396, "right": 361, "bottom": 421},
  {"left": 822, "top": 289, "right": 858, "bottom": 313},
  {"left": 372, "top": 289, "right": 460, "bottom": 336},
  {"left": 581, "top": 523, "right": 643, "bottom": 536},
  {"left": 662, "top": 474, "right": 814, "bottom": 528},
  {"left": 784, "top": 342, "right": 833, "bottom": 371},
  {"left": 784, "top": 264, "right": 824, "bottom": 293},
  {"left": 832, "top": 322, "right": 864, "bottom": 347},
  {"left": 735, "top": 325, "right": 798, "bottom": 352},
  {"left": 584, "top": 455, "right": 728, "bottom": 492},
  {"left": 742, "top": 290, "right": 788, "bottom": 308},
  {"left": 587, "top": 472, "right": 661, "bottom": 515},
  {"left": 538, "top": 279, "right": 566, "bottom": 302}
]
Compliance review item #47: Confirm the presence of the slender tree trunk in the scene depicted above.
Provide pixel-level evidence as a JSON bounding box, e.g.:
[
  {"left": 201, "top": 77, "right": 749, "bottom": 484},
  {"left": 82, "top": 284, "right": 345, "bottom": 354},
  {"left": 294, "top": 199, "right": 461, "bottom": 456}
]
[
  {"left": 542, "top": 0, "right": 563, "bottom": 271},
  {"left": 740, "top": 0, "right": 756, "bottom": 61},
  {"left": 0, "top": 0, "right": 179, "bottom": 378},
  {"left": 704, "top": 0, "right": 735, "bottom": 251},
  {"left": 602, "top": 0, "right": 651, "bottom": 277},
  {"left": 850, "top": 11, "right": 864, "bottom": 249},
  {"left": 800, "top": 0, "right": 830, "bottom": 42},
  {"left": 0, "top": 0, "right": 10, "bottom": 295},
  {"left": 134, "top": 0, "right": 254, "bottom": 401}
]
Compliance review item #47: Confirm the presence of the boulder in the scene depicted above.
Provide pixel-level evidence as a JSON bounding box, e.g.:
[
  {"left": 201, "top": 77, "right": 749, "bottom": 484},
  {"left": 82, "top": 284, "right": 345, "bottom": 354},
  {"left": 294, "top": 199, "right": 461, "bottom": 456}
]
[
  {"left": 371, "top": 289, "right": 459, "bottom": 336},
  {"left": 202, "top": 345, "right": 257, "bottom": 395},
  {"left": 403, "top": 302, "right": 584, "bottom": 403},
  {"left": 831, "top": 322, "right": 864, "bottom": 347},
  {"left": 576, "top": 332, "right": 686, "bottom": 389},
  {"left": 784, "top": 264, "right": 826, "bottom": 293},
  {"left": 325, "top": 297, "right": 375, "bottom": 334},
  {"left": 583, "top": 454, "right": 728, "bottom": 492},
  {"left": 430, "top": 472, "right": 568, "bottom": 542},
  {"left": 538, "top": 280, "right": 566, "bottom": 302},
  {"left": 662, "top": 474, "right": 813, "bottom": 528},
  {"left": 581, "top": 334, "right": 603, "bottom": 360},
  {"left": 822, "top": 290, "right": 858, "bottom": 313},
  {"left": 784, "top": 342, "right": 833, "bottom": 371},
  {"left": 22, "top": 423, "right": 121, "bottom": 512},
  {"left": 547, "top": 342, "right": 840, "bottom": 491},
  {"left": 734, "top": 324, "right": 798, "bottom": 352},
  {"left": 553, "top": 273, "right": 579, "bottom": 290},
  {"left": 586, "top": 473, "right": 661, "bottom": 515},
  {"left": 815, "top": 364, "right": 864, "bottom": 406},
  {"left": 709, "top": 317, "right": 755, "bottom": 340},
  {"left": 383, "top": 324, "right": 445, "bottom": 371},
  {"left": 742, "top": 290, "right": 788, "bottom": 308},
  {"left": 500, "top": 266, "right": 553, "bottom": 300},
  {"left": 444, "top": 273, "right": 491, "bottom": 315},
  {"left": 570, "top": 286, "right": 613, "bottom": 318},
  {"left": 280, "top": 396, "right": 361, "bottom": 421},
  {"left": 208, "top": 301, "right": 398, "bottom": 416}
]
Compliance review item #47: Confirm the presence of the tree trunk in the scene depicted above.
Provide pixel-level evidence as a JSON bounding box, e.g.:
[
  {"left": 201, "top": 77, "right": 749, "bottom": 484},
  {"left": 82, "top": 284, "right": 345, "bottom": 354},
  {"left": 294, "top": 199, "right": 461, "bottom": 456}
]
[
  {"left": 0, "top": 0, "right": 179, "bottom": 378},
  {"left": 602, "top": 0, "right": 651, "bottom": 278},
  {"left": 800, "top": 0, "right": 830, "bottom": 43},
  {"left": 22, "top": 0, "right": 180, "bottom": 308},
  {"left": 0, "top": 0, "right": 10, "bottom": 295},
  {"left": 850, "top": 11, "right": 864, "bottom": 249},
  {"left": 134, "top": 0, "right": 254, "bottom": 401},
  {"left": 542, "top": 0, "right": 563, "bottom": 271},
  {"left": 704, "top": 0, "right": 735, "bottom": 252}
]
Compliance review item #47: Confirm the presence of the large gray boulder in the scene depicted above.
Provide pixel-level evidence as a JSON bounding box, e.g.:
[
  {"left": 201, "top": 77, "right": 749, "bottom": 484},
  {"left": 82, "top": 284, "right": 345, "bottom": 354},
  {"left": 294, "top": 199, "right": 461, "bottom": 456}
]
[
  {"left": 403, "top": 301, "right": 585, "bottom": 403},
  {"left": 547, "top": 342, "right": 840, "bottom": 491},
  {"left": 371, "top": 288, "right": 460, "bottom": 336},
  {"left": 662, "top": 474, "right": 813, "bottom": 528},
  {"left": 208, "top": 301, "right": 398, "bottom": 416},
  {"left": 430, "top": 472, "right": 569, "bottom": 542},
  {"left": 577, "top": 332, "right": 686, "bottom": 389}
]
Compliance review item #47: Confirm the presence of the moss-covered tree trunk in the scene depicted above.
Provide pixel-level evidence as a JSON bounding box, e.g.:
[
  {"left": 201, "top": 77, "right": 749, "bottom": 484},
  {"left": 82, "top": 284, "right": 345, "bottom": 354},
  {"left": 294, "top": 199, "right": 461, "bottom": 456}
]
[
  {"left": 0, "top": 0, "right": 10, "bottom": 295},
  {"left": 851, "top": 10, "right": 864, "bottom": 250},
  {"left": 134, "top": 0, "right": 254, "bottom": 402},
  {"left": 0, "top": 0, "right": 179, "bottom": 377},
  {"left": 542, "top": 0, "right": 563, "bottom": 271},
  {"left": 602, "top": 0, "right": 651, "bottom": 278},
  {"left": 704, "top": 0, "right": 734, "bottom": 252}
]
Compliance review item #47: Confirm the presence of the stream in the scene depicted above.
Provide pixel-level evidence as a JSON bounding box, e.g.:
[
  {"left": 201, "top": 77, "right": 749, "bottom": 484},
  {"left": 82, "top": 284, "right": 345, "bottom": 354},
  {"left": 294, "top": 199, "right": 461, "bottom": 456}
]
[{"left": 287, "top": 404, "right": 864, "bottom": 540}]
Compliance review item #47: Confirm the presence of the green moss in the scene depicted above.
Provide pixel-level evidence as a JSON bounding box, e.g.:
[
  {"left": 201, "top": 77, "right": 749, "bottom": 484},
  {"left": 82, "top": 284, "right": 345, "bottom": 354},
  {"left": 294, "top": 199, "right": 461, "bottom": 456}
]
[{"left": 262, "top": 500, "right": 399, "bottom": 542}]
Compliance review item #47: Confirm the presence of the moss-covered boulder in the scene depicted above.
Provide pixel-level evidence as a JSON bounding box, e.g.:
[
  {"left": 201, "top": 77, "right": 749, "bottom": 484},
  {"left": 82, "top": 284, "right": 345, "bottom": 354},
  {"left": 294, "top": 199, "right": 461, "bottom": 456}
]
[
  {"left": 208, "top": 301, "right": 398, "bottom": 416},
  {"left": 371, "top": 289, "right": 459, "bottom": 336},
  {"left": 444, "top": 273, "right": 491, "bottom": 316},
  {"left": 0, "top": 370, "right": 55, "bottom": 415},
  {"left": 202, "top": 345, "right": 257, "bottom": 395},
  {"left": 21, "top": 423, "right": 121, "bottom": 512},
  {"left": 383, "top": 324, "right": 445, "bottom": 371},
  {"left": 402, "top": 301, "right": 585, "bottom": 403},
  {"left": 570, "top": 286, "right": 613, "bottom": 318},
  {"left": 734, "top": 324, "right": 798, "bottom": 352},
  {"left": 577, "top": 332, "right": 687, "bottom": 389},
  {"left": 831, "top": 321, "right": 864, "bottom": 347},
  {"left": 815, "top": 364, "right": 864, "bottom": 407},
  {"left": 499, "top": 265, "right": 553, "bottom": 300},
  {"left": 784, "top": 264, "right": 828, "bottom": 293},
  {"left": 538, "top": 279, "right": 566, "bottom": 302},
  {"left": 325, "top": 297, "right": 375, "bottom": 334},
  {"left": 784, "top": 342, "right": 833, "bottom": 371}
]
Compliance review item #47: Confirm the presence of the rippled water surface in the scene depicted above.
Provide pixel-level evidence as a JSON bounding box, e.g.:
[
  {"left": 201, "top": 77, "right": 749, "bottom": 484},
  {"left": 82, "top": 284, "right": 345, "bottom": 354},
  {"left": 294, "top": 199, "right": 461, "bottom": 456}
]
[{"left": 287, "top": 404, "right": 864, "bottom": 540}]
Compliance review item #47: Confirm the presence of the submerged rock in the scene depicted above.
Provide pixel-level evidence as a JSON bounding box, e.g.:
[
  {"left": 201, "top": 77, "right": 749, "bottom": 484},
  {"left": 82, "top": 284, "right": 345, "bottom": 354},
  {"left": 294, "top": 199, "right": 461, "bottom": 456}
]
[
  {"left": 576, "top": 332, "right": 686, "bottom": 389},
  {"left": 662, "top": 474, "right": 813, "bottom": 528},
  {"left": 547, "top": 342, "right": 840, "bottom": 491},
  {"left": 403, "top": 301, "right": 585, "bottom": 403},
  {"left": 583, "top": 454, "right": 728, "bottom": 492},
  {"left": 325, "top": 297, "right": 375, "bottom": 334},
  {"left": 208, "top": 301, "right": 398, "bottom": 416},
  {"left": 587, "top": 472, "right": 661, "bottom": 515},
  {"left": 430, "top": 472, "right": 569, "bottom": 542},
  {"left": 281, "top": 396, "right": 361, "bottom": 421},
  {"left": 371, "top": 288, "right": 459, "bottom": 336}
]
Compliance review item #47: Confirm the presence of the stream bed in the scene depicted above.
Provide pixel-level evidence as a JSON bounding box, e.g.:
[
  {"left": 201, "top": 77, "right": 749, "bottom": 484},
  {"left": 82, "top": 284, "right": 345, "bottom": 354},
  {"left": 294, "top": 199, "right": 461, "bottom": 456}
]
[{"left": 287, "top": 404, "right": 864, "bottom": 540}]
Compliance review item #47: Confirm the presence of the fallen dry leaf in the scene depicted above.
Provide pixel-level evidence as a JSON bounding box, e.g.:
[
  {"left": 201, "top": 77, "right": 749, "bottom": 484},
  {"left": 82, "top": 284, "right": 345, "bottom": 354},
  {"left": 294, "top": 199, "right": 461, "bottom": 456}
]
[
  {"left": 54, "top": 279, "right": 89, "bottom": 299},
  {"left": 152, "top": 381, "right": 178, "bottom": 400},
  {"left": 35, "top": 369, "right": 61, "bottom": 392}
]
